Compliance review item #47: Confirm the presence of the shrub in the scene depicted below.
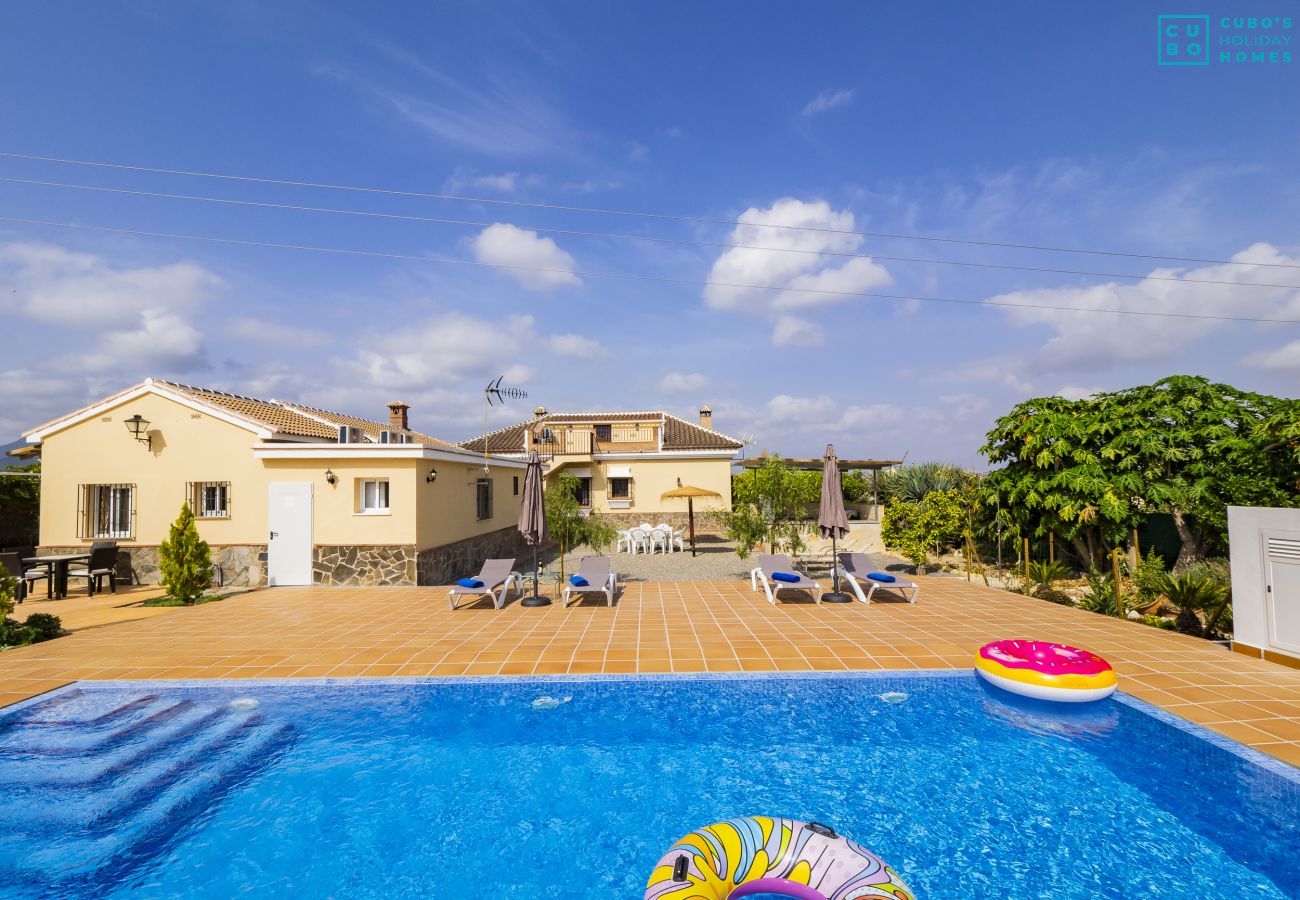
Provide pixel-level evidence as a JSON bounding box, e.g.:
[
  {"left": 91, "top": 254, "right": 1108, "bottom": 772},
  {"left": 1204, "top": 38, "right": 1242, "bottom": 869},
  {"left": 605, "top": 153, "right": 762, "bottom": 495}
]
[
  {"left": 1157, "top": 570, "right": 1229, "bottom": 637},
  {"left": 1131, "top": 550, "right": 1168, "bottom": 606},
  {"left": 0, "top": 578, "right": 63, "bottom": 647},
  {"left": 0, "top": 574, "right": 15, "bottom": 620},
  {"left": 158, "top": 502, "right": 212, "bottom": 604},
  {"left": 1034, "top": 587, "right": 1075, "bottom": 605},
  {"left": 841, "top": 471, "right": 871, "bottom": 504},
  {"left": 20, "top": 613, "right": 62, "bottom": 642},
  {"left": 1140, "top": 615, "right": 1176, "bottom": 630},
  {"left": 881, "top": 490, "right": 966, "bottom": 570}
]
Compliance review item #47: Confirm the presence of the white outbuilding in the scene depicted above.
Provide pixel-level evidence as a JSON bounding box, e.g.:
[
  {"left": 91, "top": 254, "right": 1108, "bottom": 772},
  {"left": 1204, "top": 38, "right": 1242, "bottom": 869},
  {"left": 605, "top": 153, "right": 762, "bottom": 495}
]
[{"left": 1227, "top": 505, "right": 1300, "bottom": 669}]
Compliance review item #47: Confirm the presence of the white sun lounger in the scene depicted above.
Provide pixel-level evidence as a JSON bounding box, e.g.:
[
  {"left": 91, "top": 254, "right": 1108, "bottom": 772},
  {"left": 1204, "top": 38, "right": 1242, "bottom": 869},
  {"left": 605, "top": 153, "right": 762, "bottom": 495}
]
[
  {"left": 750, "top": 553, "right": 821, "bottom": 604},
  {"left": 835, "top": 552, "right": 920, "bottom": 604},
  {"left": 448, "top": 558, "right": 522, "bottom": 610},
  {"left": 561, "top": 556, "right": 618, "bottom": 607}
]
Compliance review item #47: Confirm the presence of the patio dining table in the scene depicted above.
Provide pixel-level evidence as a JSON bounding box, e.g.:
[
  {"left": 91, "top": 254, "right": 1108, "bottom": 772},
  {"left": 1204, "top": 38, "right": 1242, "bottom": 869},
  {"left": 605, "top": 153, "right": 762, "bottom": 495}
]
[{"left": 22, "top": 553, "right": 89, "bottom": 600}]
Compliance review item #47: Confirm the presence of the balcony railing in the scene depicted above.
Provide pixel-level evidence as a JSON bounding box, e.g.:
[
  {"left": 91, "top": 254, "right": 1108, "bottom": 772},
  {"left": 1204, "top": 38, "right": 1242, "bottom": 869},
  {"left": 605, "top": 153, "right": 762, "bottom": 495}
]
[
  {"left": 610, "top": 426, "right": 655, "bottom": 443},
  {"left": 534, "top": 426, "right": 661, "bottom": 455}
]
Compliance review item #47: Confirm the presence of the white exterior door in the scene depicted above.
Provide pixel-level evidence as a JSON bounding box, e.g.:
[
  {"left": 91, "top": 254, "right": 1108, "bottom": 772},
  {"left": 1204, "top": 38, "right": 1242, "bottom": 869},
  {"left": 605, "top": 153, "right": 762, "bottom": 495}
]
[
  {"left": 267, "top": 483, "right": 313, "bottom": 586},
  {"left": 1263, "top": 530, "right": 1300, "bottom": 655}
]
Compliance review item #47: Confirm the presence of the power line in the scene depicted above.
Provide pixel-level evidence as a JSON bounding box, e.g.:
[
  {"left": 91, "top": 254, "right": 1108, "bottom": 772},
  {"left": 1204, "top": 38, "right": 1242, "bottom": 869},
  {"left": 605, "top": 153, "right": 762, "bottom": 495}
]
[
  {"left": 2, "top": 150, "right": 1296, "bottom": 270},
  {"left": 3, "top": 214, "right": 1297, "bottom": 326},
  {"left": 3, "top": 175, "right": 1297, "bottom": 291}
]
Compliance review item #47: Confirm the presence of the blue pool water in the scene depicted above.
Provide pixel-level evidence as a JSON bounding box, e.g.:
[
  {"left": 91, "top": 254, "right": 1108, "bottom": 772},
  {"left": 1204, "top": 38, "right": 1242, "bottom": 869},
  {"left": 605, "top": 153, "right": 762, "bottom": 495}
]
[{"left": 0, "top": 673, "right": 1296, "bottom": 898}]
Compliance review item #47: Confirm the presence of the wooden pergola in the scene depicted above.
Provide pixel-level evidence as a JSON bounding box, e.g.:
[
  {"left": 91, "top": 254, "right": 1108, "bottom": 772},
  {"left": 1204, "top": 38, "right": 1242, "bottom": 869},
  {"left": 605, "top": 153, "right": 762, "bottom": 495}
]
[{"left": 735, "top": 456, "right": 903, "bottom": 512}]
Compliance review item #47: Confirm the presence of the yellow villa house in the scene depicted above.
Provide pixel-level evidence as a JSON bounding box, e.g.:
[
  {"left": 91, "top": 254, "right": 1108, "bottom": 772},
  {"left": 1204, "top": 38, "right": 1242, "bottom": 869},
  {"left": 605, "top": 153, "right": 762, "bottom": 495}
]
[
  {"left": 17, "top": 379, "right": 527, "bottom": 587},
  {"left": 460, "top": 406, "right": 742, "bottom": 524}
]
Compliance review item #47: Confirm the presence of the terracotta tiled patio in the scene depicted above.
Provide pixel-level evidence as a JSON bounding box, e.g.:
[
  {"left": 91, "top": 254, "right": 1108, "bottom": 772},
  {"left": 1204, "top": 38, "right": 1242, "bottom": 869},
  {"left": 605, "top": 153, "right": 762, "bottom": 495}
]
[{"left": 2, "top": 576, "right": 1298, "bottom": 767}]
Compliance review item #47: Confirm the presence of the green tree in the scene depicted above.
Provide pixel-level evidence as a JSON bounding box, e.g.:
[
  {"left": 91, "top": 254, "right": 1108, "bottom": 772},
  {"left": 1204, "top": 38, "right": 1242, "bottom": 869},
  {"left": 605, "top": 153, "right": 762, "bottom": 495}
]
[
  {"left": 158, "top": 502, "right": 212, "bottom": 604},
  {"left": 0, "top": 462, "right": 40, "bottom": 547},
  {"left": 982, "top": 376, "right": 1297, "bottom": 570},
  {"left": 723, "top": 456, "right": 815, "bottom": 557},
  {"left": 544, "top": 473, "right": 619, "bottom": 583}
]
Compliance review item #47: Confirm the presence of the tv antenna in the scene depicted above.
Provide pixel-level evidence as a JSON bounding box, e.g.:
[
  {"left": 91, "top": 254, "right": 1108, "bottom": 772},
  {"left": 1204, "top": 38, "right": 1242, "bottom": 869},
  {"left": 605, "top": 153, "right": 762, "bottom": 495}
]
[{"left": 481, "top": 376, "right": 528, "bottom": 472}]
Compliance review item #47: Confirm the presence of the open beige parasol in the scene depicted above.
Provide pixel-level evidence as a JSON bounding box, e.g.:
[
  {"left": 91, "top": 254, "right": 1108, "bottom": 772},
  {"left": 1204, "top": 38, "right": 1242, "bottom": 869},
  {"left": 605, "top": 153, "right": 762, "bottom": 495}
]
[{"left": 660, "top": 484, "right": 722, "bottom": 557}]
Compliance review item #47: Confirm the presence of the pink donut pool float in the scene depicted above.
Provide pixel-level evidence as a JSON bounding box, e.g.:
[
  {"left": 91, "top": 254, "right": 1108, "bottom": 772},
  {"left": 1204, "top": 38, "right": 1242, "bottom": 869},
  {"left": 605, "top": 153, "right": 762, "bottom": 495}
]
[{"left": 975, "top": 639, "right": 1117, "bottom": 703}]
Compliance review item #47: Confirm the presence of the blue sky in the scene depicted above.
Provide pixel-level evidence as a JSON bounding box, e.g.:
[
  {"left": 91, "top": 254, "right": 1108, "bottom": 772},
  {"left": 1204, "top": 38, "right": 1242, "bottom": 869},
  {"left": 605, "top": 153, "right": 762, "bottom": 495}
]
[{"left": 1, "top": 1, "right": 1298, "bottom": 465}]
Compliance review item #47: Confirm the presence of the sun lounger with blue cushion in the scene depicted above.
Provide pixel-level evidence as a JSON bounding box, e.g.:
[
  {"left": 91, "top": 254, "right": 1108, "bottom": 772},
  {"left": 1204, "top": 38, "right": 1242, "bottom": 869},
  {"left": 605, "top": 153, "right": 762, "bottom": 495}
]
[
  {"left": 750, "top": 553, "right": 821, "bottom": 604},
  {"left": 835, "top": 552, "right": 920, "bottom": 604},
  {"left": 561, "top": 556, "right": 618, "bottom": 607},
  {"left": 448, "top": 558, "right": 522, "bottom": 610}
]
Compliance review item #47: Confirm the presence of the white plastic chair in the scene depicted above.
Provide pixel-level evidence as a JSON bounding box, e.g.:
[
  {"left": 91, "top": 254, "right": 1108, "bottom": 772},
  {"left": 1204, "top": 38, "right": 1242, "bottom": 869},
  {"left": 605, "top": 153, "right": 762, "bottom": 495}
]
[
  {"left": 647, "top": 526, "right": 669, "bottom": 555},
  {"left": 627, "top": 527, "right": 650, "bottom": 555},
  {"left": 670, "top": 529, "right": 685, "bottom": 553},
  {"left": 615, "top": 529, "right": 635, "bottom": 554}
]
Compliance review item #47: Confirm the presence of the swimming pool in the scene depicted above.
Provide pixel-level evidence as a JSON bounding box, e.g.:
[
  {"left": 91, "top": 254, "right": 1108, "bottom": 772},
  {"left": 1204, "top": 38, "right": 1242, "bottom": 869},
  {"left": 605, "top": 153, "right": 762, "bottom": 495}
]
[{"left": 0, "top": 672, "right": 1296, "bottom": 898}]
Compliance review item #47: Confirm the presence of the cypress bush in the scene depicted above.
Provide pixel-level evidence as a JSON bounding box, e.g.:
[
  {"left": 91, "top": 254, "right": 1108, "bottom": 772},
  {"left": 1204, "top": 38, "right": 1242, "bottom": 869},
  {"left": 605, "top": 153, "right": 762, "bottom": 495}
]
[{"left": 158, "top": 502, "right": 212, "bottom": 604}]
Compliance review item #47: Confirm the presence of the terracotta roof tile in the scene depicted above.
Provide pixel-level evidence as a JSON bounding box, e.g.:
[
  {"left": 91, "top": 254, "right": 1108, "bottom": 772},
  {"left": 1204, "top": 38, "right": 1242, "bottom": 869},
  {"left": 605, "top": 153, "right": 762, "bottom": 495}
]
[
  {"left": 277, "top": 403, "right": 456, "bottom": 448},
  {"left": 159, "top": 382, "right": 340, "bottom": 439},
  {"left": 460, "top": 412, "right": 742, "bottom": 454},
  {"left": 155, "top": 382, "right": 457, "bottom": 445}
]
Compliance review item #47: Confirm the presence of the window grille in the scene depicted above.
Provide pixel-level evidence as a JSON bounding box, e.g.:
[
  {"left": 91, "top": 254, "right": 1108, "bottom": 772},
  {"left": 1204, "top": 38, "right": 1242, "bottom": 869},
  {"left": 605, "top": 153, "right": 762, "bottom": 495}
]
[
  {"left": 476, "top": 478, "right": 493, "bottom": 520},
  {"left": 77, "top": 484, "right": 135, "bottom": 539},
  {"left": 188, "top": 481, "right": 231, "bottom": 518}
]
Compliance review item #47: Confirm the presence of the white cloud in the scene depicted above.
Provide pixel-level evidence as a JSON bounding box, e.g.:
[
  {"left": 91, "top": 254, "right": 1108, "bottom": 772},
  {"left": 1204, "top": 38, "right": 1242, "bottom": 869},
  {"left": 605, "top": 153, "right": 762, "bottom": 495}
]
[
  {"left": 774, "top": 256, "right": 893, "bottom": 310},
  {"left": 443, "top": 168, "right": 544, "bottom": 194},
  {"left": 767, "top": 394, "right": 838, "bottom": 423},
  {"left": 228, "top": 317, "right": 332, "bottom": 348},
  {"left": 471, "top": 224, "right": 581, "bottom": 291},
  {"left": 772, "top": 315, "right": 823, "bottom": 347},
  {"left": 626, "top": 140, "right": 649, "bottom": 162},
  {"left": 764, "top": 394, "right": 905, "bottom": 432},
  {"left": 802, "top": 89, "right": 855, "bottom": 117},
  {"left": 1057, "top": 385, "right": 1104, "bottom": 401},
  {"left": 659, "top": 372, "right": 710, "bottom": 394},
  {"left": 987, "top": 242, "right": 1300, "bottom": 371},
  {"left": 0, "top": 241, "right": 222, "bottom": 329},
  {"left": 1247, "top": 339, "right": 1300, "bottom": 371},
  {"left": 543, "top": 333, "right": 610, "bottom": 358},
  {"left": 344, "top": 312, "right": 538, "bottom": 389},
  {"left": 703, "top": 198, "right": 891, "bottom": 313}
]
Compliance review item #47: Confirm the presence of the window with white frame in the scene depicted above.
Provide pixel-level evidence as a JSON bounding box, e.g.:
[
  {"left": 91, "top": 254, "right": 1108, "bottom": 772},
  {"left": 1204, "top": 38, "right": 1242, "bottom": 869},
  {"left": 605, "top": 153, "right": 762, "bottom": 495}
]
[
  {"left": 78, "top": 484, "right": 135, "bottom": 539},
  {"left": 476, "top": 477, "right": 493, "bottom": 520},
  {"left": 359, "top": 479, "right": 390, "bottom": 513},
  {"left": 188, "top": 481, "right": 230, "bottom": 518}
]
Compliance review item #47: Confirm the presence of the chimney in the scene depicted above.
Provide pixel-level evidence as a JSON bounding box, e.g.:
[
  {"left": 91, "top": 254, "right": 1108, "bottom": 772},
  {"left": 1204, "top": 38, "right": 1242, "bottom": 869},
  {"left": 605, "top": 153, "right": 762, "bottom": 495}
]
[
  {"left": 386, "top": 401, "right": 409, "bottom": 431},
  {"left": 533, "top": 405, "right": 548, "bottom": 418},
  {"left": 699, "top": 405, "right": 713, "bottom": 430}
]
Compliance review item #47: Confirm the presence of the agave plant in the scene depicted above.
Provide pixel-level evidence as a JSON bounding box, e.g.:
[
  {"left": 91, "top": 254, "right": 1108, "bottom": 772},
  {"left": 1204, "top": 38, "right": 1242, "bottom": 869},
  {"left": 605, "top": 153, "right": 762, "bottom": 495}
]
[
  {"left": 1027, "top": 559, "right": 1070, "bottom": 588},
  {"left": 879, "top": 462, "right": 972, "bottom": 503},
  {"left": 1078, "top": 568, "right": 1122, "bottom": 616}
]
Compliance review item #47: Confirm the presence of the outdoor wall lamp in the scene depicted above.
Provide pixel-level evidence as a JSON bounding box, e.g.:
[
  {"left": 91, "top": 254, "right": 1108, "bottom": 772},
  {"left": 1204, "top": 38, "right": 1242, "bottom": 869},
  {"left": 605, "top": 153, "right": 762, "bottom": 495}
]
[
  {"left": 325, "top": 469, "right": 337, "bottom": 485},
  {"left": 124, "top": 414, "right": 152, "bottom": 449},
  {"left": 426, "top": 466, "right": 438, "bottom": 484}
]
